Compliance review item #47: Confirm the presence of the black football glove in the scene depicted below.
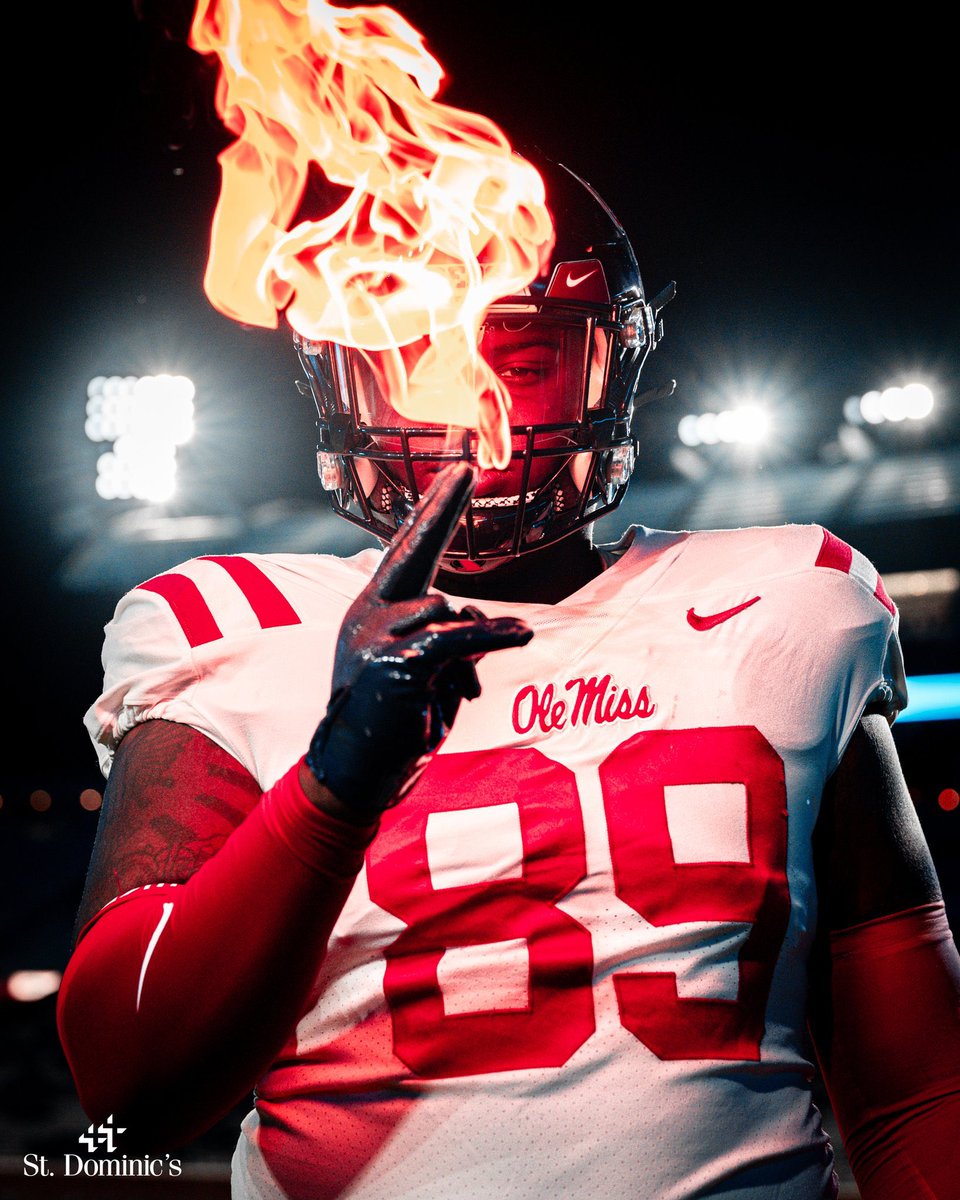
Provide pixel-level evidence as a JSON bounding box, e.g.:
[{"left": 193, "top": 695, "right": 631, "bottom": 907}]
[{"left": 305, "top": 462, "right": 533, "bottom": 822}]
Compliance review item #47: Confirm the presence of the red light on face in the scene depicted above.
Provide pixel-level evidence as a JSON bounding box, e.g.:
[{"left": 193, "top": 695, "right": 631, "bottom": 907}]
[{"left": 937, "top": 788, "right": 959, "bottom": 812}]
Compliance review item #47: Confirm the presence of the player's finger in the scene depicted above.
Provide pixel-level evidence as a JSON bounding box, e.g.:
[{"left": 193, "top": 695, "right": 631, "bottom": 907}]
[
  {"left": 388, "top": 595, "right": 455, "bottom": 636},
  {"left": 417, "top": 616, "right": 533, "bottom": 664},
  {"left": 373, "top": 462, "right": 476, "bottom": 603}
]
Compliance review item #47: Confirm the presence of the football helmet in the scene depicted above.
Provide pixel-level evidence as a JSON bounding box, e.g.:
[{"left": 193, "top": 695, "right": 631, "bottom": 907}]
[{"left": 295, "top": 154, "right": 675, "bottom": 571}]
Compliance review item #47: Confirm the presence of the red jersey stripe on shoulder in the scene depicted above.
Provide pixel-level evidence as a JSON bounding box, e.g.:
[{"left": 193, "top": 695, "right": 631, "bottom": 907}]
[
  {"left": 873, "top": 572, "right": 896, "bottom": 616},
  {"left": 199, "top": 556, "right": 301, "bottom": 629},
  {"left": 814, "top": 528, "right": 854, "bottom": 573},
  {"left": 815, "top": 528, "right": 897, "bottom": 617},
  {"left": 138, "top": 575, "right": 223, "bottom": 647}
]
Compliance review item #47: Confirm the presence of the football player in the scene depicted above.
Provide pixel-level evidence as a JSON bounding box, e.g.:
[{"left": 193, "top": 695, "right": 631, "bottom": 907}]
[{"left": 58, "top": 159, "right": 960, "bottom": 1198}]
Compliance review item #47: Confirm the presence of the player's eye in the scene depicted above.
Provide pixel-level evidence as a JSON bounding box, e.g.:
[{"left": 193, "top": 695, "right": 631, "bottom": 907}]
[{"left": 491, "top": 353, "right": 555, "bottom": 387}]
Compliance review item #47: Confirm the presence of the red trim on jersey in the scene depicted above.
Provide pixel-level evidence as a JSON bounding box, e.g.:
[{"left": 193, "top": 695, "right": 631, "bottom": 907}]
[
  {"left": 815, "top": 528, "right": 896, "bottom": 617},
  {"left": 139, "top": 557, "right": 300, "bottom": 648},
  {"left": 873, "top": 573, "right": 896, "bottom": 616},
  {"left": 139, "top": 575, "right": 223, "bottom": 648},
  {"left": 814, "top": 528, "right": 854, "bottom": 574},
  {"left": 200, "top": 556, "right": 301, "bottom": 629}
]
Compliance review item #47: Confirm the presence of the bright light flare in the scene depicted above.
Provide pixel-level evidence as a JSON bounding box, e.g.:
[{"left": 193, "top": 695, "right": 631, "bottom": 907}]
[
  {"left": 852, "top": 382, "right": 934, "bottom": 425},
  {"left": 86, "top": 375, "right": 195, "bottom": 502},
  {"left": 898, "top": 382, "right": 935, "bottom": 419},
  {"left": 189, "top": 0, "right": 555, "bottom": 469},
  {"left": 678, "top": 405, "right": 771, "bottom": 448}
]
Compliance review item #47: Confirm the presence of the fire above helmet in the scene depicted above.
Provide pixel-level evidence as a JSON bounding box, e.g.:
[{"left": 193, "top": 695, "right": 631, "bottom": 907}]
[{"left": 295, "top": 154, "right": 676, "bottom": 571}]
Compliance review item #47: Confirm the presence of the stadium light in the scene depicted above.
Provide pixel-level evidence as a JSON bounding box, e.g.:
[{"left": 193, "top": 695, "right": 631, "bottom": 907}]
[
  {"left": 846, "top": 382, "right": 935, "bottom": 427},
  {"left": 85, "top": 374, "right": 196, "bottom": 502},
  {"left": 677, "top": 404, "right": 771, "bottom": 449}
]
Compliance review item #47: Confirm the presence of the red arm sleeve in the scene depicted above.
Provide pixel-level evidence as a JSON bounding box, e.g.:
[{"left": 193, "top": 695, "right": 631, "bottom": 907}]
[
  {"left": 815, "top": 901, "right": 960, "bottom": 1199},
  {"left": 56, "top": 759, "right": 377, "bottom": 1151}
]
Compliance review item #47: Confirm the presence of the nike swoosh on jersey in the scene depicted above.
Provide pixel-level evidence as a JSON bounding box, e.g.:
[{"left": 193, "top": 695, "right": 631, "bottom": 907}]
[{"left": 686, "top": 596, "right": 761, "bottom": 631}]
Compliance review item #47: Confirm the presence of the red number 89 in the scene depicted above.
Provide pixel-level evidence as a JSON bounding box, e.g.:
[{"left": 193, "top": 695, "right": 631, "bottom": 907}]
[{"left": 366, "top": 726, "right": 790, "bottom": 1077}]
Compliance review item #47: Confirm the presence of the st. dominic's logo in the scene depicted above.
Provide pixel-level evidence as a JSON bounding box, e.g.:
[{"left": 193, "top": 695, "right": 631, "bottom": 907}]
[{"left": 22, "top": 1114, "right": 183, "bottom": 1180}]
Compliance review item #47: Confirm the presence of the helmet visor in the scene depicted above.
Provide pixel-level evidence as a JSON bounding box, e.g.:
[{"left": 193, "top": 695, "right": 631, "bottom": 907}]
[{"left": 347, "top": 316, "right": 607, "bottom": 433}]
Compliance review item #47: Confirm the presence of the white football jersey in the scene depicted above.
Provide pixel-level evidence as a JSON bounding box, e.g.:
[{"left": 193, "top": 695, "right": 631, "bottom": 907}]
[{"left": 85, "top": 522, "right": 905, "bottom": 1200}]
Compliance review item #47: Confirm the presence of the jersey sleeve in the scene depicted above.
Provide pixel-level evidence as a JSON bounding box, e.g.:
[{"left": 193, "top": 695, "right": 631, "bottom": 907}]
[
  {"left": 83, "top": 576, "right": 209, "bottom": 779},
  {"left": 83, "top": 551, "right": 373, "bottom": 786},
  {"left": 812, "top": 526, "right": 908, "bottom": 769}
]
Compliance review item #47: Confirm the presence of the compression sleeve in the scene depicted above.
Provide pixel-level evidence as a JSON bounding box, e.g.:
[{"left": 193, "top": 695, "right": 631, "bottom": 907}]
[
  {"left": 56, "top": 759, "right": 377, "bottom": 1151},
  {"left": 817, "top": 901, "right": 960, "bottom": 1199}
]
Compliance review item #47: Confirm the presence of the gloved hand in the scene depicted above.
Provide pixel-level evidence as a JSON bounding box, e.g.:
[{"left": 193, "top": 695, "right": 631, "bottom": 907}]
[{"left": 305, "top": 462, "right": 533, "bottom": 822}]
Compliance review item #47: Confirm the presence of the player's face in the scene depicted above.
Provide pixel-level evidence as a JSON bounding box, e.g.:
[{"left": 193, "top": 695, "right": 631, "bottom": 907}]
[{"left": 352, "top": 317, "right": 601, "bottom": 500}]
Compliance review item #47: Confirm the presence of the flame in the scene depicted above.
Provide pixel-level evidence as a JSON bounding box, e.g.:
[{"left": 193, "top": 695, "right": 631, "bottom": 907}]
[{"left": 189, "top": 0, "right": 555, "bottom": 468}]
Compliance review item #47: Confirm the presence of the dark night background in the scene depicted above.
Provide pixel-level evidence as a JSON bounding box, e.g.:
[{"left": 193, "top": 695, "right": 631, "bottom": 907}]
[{"left": 1, "top": 2, "right": 957, "bottom": 1191}]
